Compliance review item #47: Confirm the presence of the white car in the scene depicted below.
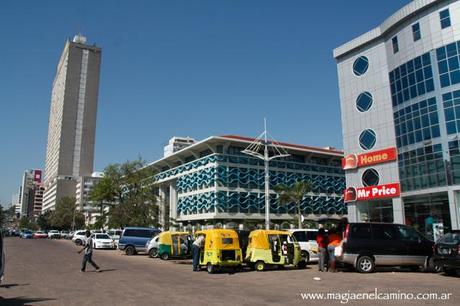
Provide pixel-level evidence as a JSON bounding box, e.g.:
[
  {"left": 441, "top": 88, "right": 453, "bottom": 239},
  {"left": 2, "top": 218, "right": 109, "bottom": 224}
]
[
  {"left": 48, "top": 230, "right": 61, "bottom": 239},
  {"left": 106, "top": 229, "right": 122, "bottom": 245},
  {"left": 72, "top": 230, "right": 88, "bottom": 246},
  {"left": 91, "top": 233, "right": 116, "bottom": 249},
  {"left": 289, "top": 229, "right": 321, "bottom": 263},
  {"left": 145, "top": 235, "right": 160, "bottom": 258}
]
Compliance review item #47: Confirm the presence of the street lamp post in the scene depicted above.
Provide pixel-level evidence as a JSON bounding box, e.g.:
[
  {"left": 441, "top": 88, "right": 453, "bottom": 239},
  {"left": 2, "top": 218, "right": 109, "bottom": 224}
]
[{"left": 242, "top": 119, "right": 289, "bottom": 230}]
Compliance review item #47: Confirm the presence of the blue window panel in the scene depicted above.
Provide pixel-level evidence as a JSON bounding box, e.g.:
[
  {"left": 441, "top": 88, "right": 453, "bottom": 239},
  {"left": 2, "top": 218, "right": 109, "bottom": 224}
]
[
  {"left": 412, "top": 22, "right": 421, "bottom": 41},
  {"left": 423, "top": 128, "right": 431, "bottom": 140},
  {"left": 414, "top": 117, "right": 422, "bottom": 129},
  {"left": 431, "top": 126, "right": 441, "bottom": 138},
  {"left": 410, "top": 85, "right": 417, "bottom": 99},
  {"left": 408, "top": 73, "right": 416, "bottom": 85},
  {"left": 438, "top": 60, "right": 448, "bottom": 73},
  {"left": 389, "top": 71, "right": 395, "bottom": 82},
  {"left": 408, "top": 133, "right": 415, "bottom": 145},
  {"left": 403, "top": 88, "right": 410, "bottom": 101},
  {"left": 451, "top": 70, "right": 460, "bottom": 85},
  {"left": 437, "top": 47, "right": 446, "bottom": 60},
  {"left": 445, "top": 107, "right": 455, "bottom": 121},
  {"left": 396, "top": 79, "right": 402, "bottom": 91},
  {"left": 417, "top": 82, "right": 426, "bottom": 95},
  {"left": 425, "top": 79, "right": 434, "bottom": 92},
  {"left": 424, "top": 66, "right": 433, "bottom": 79},
  {"left": 392, "top": 36, "right": 399, "bottom": 53},
  {"left": 446, "top": 42, "right": 456, "bottom": 57},
  {"left": 407, "top": 60, "right": 415, "bottom": 72},
  {"left": 402, "top": 76, "right": 408, "bottom": 88},
  {"left": 397, "top": 92, "right": 403, "bottom": 104},
  {"left": 400, "top": 64, "right": 407, "bottom": 76},
  {"left": 359, "top": 129, "right": 376, "bottom": 150},
  {"left": 421, "top": 114, "right": 430, "bottom": 127},
  {"left": 416, "top": 69, "right": 424, "bottom": 82},
  {"left": 440, "top": 73, "right": 450, "bottom": 87},
  {"left": 455, "top": 105, "right": 460, "bottom": 117},
  {"left": 454, "top": 90, "right": 460, "bottom": 98},
  {"left": 447, "top": 121, "right": 457, "bottom": 134},
  {"left": 456, "top": 120, "right": 460, "bottom": 132},
  {"left": 414, "top": 57, "right": 422, "bottom": 69},
  {"left": 353, "top": 56, "right": 369, "bottom": 76},
  {"left": 449, "top": 56, "right": 460, "bottom": 70},
  {"left": 440, "top": 9, "right": 451, "bottom": 29},
  {"left": 430, "top": 112, "right": 439, "bottom": 124},
  {"left": 415, "top": 130, "right": 423, "bottom": 142},
  {"left": 422, "top": 53, "right": 431, "bottom": 65},
  {"left": 443, "top": 92, "right": 453, "bottom": 101}
]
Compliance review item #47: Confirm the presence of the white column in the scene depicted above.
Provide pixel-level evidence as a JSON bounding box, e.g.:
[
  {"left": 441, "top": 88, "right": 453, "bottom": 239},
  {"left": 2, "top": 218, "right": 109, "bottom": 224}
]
[
  {"left": 347, "top": 203, "right": 358, "bottom": 222},
  {"left": 392, "top": 198, "right": 405, "bottom": 224},
  {"left": 448, "top": 189, "right": 460, "bottom": 230},
  {"left": 158, "top": 186, "right": 167, "bottom": 228},
  {"left": 169, "top": 183, "right": 177, "bottom": 229}
]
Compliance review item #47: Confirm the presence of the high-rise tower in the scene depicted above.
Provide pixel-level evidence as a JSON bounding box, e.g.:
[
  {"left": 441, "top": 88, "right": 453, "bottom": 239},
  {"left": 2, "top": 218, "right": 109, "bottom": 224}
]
[{"left": 42, "top": 34, "right": 101, "bottom": 211}]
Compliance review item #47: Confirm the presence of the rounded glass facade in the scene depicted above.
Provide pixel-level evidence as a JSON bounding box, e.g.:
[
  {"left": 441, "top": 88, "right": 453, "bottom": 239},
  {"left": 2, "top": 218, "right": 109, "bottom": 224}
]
[
  {"left": 353, "top": 56, "right": 369, "bottom": 76},
  {"left": 356, "top": 92, "right": 373, "bottom": 112},
  {"left": 362, "top": 168, "right": 380, "bottom": 187},
  {"left": 359, "top": 129, "right": 376, "bottom": 150}
]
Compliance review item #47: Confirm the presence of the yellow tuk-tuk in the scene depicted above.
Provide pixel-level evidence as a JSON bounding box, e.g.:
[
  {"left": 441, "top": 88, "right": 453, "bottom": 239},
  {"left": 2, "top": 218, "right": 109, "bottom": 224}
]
[
  {"left": 195, "top": 229, "right": 243, "bottom": 273},
  {"left": 245, "top": 230, "right": 306, "bottom": 271},
  {"left": 158, "top": 231, "right": 193, "bottom": 260}
]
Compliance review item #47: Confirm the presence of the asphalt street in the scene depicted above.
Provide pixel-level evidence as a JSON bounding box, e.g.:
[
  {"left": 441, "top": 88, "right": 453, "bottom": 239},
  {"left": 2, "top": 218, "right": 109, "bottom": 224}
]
[{"left": 0, "top": 238, "right": 458, "bottom": 306}]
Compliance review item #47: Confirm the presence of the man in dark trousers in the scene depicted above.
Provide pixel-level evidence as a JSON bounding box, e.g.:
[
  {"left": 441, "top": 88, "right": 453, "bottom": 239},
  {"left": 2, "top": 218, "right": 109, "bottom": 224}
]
[{"left": 78, "top": 230, "right": 101, "bottom": 272}]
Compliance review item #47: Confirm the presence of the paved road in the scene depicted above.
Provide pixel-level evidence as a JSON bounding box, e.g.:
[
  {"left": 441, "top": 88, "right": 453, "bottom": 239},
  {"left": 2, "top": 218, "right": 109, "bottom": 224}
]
[{"left": 0, "top": 238, "right": 458, "bottom": 306}]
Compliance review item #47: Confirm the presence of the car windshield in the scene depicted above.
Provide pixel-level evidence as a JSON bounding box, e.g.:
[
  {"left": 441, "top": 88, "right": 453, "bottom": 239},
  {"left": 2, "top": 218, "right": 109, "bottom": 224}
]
[
  {"left": 438, "top": 232, "right": 460, "bottom": 244},
  {"left": 96, "top": 234, "right": 111, "bottom": 239}
]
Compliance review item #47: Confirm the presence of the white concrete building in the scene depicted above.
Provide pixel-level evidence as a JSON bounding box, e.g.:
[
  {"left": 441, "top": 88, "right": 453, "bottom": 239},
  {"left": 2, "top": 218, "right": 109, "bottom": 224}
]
[{"left": 334, "top": 0, "right": 460, "bottom": 239}]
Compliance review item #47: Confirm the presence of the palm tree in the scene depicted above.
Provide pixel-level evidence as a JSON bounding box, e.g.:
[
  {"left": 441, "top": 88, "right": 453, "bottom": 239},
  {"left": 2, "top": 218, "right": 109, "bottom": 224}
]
[{"left": 274, "top": 181, "right": 312, "bottom": 229}]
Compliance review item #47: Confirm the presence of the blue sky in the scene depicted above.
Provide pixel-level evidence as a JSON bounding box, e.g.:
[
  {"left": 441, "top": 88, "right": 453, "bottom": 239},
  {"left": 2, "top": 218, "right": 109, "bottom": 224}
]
[{"left": 0, "top": 0, "right": 410, "bottom": 206}]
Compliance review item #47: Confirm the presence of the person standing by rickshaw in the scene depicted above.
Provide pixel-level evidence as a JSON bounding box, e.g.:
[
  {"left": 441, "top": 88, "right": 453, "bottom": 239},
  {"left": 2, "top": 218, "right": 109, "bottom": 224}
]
[
  {"left": 192, "top": 235, "right": 205, "bottom": 272},
  {"left": 316, "top": 228, "right": 328, "bottom": 272},
  {"left": 327, "top": 228, "right": 342, "bottom": 272}
]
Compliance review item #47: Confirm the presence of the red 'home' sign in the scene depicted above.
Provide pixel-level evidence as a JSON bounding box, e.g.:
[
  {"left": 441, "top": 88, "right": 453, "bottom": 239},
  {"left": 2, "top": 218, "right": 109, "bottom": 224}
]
[
  {"left": 343, "top": 183, "right": 401, "bottom": 202},
  {"left": 342, "top": 147, "right": 397, "bottom": 170}
]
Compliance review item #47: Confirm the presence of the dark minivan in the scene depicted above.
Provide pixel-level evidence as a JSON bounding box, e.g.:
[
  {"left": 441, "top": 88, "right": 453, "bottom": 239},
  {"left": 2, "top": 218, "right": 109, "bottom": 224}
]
[
  {"left": 337, "top": 222, "right": 435, "bottom": 273},
  {"left": 118, "top": 227, "right": 161, "bottom": 255}
]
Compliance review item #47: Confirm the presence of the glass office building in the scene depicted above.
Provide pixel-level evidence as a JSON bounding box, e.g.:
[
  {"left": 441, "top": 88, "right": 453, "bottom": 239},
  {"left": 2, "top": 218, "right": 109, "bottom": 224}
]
[
  {"left": 147, "top": 135, "right": 345, "bottom": 230},
  {"left": 335, "top": 0, "right": 460, "bottom": 240}
]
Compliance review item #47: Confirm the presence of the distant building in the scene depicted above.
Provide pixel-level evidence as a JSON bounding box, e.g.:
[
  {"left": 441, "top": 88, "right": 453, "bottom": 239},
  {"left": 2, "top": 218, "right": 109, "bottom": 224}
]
[
  {"left": 149, "top": 135, "right": 345, "bottom": 230},
  {"left": 43, "top": 34, "right": 101, "bottom": 212},
  {"left": 164, "top": 137, "right": 196, "bottom": 157},
  {"left": 18, "top": 169, "right": 43, "bottom": 219},
  {"left": 76, "top": 172, "right": 104, "bottom": 225},
  {"left": 11, "top": 193, "right": 20, "bottom": 216}
]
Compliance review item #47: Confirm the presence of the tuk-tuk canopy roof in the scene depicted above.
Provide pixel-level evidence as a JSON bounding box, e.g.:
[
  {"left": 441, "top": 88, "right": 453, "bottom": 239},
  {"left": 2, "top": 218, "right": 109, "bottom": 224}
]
[
  {"left": 159, "top": 231, "right": 191, "bottom": 245},
  {"left": 195, "top": 229, "right": 240, "bottom": 250},
  {"left": 248, "top": 230, "right": 292, "bottom": 250}
]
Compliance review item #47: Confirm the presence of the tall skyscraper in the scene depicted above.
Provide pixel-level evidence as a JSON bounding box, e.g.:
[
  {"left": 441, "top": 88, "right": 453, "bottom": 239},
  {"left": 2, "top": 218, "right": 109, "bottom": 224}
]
[{"left": 42, "top": 34, "right": 101, "bottom": 212}]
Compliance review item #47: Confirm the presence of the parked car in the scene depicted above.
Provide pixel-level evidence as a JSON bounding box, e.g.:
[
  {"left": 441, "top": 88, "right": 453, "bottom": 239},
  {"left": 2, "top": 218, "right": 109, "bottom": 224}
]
[
  {"left": 107, "top": 229, "right": 122, "bottom": 245},
  {"left": 118, "top": 227, "right": 161, "bottom": 255},
  {"left": 20, "top": 230, "right": 33, "bottom": 239},
  {"left": 336, "top": 222, "right": 436, "bottom": 273},
  {"left": 146, "top": 234, "right": 160, "bottom": 258},
  {"left": 91, "top": 233, "right": 116, "bottom": 249},
  {"left": 289, "top": 229, "right": 320, "bottom": 263},
  {"left": 72, "top": 230, "right": 88, "bottom": 246},
  {"left": 433, "top": 230, "right": 460, "bottom": 276},
  {"left": 48, "top": 230, "right": 61, "bottom": 239},
  {"left": 33, "top": 231, "right": 48, "bottom": 239},
  {"left": 60, "top": 231, "right": 71, "bottom": 239}
]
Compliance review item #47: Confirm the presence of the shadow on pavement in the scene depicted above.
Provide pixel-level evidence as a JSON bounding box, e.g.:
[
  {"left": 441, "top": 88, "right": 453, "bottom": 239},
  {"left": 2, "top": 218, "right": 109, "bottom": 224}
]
[
  {"left": 0, "top": 296, "right": 55, "bottom": 306},
  {"left": 88, "top": 269, "right": 118, "bottom": 273},
  {"left": 0, "top": 284, "right": 30, "bottom": 289}
]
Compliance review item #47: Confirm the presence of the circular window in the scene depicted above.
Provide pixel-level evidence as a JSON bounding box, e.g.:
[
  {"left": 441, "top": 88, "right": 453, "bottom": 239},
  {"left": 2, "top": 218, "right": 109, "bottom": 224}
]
[
  {"left": 362, "top": 168, "right": 380, "bottom": 187},
  {"left": 353, "top": 56, "right": 369, "bottom": 76},
  {"left": 359, "top": 129, "right": 376, "bottom": 150},
  {"left": 356, "top": 92, "right": 373, "bottom": 112}
]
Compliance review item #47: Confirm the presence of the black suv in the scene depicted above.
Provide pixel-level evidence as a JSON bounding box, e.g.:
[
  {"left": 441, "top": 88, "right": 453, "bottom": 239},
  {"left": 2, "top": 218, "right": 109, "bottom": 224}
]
[
  {"left": 433, "top": 230, "right": 460, "bottom": 276},
  {"left": 337, "top": 222, "right": 435, "bottom": 273}
]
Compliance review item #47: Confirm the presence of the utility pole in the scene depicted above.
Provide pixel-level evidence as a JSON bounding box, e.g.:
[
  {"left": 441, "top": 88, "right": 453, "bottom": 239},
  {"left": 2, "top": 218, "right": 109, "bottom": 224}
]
[{"left": 242, "top": 119, "right": 289, "bottom": 230}]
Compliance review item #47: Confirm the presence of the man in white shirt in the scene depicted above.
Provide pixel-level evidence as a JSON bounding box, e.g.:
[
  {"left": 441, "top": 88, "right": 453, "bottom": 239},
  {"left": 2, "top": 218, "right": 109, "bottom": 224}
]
[{"left": 192, "top": 235, "right": 205, "bottom": 272}]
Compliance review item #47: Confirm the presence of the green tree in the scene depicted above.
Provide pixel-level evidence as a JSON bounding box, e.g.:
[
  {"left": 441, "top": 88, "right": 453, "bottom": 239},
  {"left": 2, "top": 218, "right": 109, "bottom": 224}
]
[
  {"left": 274, "top": 181, "right": 313, "bottom": 229},
  {"left": 37, "top": 210, "right": 52, "bottom": 231},
  {"left": 49, "top": 197, "right": 85, "bottom": 230},
  {"left": 92, "top": 158, "right": 158, "bottom": 228}
]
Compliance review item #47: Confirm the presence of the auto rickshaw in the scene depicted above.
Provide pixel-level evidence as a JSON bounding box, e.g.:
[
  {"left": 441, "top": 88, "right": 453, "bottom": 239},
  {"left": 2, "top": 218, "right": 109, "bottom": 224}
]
[
  {"left": 195, "top": 229, "right": 243, "bottom": 273},
  {"left": 245, "top": 230, "right": 306, "bottom": 271},
  {"left": 158, "top": 231, "right": 193, "bottom": 260}
]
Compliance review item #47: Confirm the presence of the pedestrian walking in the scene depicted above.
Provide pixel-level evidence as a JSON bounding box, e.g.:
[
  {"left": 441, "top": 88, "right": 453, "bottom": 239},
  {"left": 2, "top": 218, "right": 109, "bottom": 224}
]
[
  {"left": 78, "top": 230, "right": 100, "bottom": 272},
  {"left": 316, "top": 228, "right": 328, "bottom": 272},
  {"left": 192, "top": 235, "right": 205, "bottom": 272}
]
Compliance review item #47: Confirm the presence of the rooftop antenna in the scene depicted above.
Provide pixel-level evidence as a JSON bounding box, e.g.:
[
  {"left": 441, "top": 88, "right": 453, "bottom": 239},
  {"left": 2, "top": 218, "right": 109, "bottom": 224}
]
[{"left": 242, "top": 119, "right": 290, "bottom": 230}]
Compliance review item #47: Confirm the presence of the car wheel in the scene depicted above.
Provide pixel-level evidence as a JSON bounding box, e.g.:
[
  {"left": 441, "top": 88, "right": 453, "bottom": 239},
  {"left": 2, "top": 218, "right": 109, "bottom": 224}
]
[
  {"left": 356, "top": 256, "right": 375, "bottom": 273},
  {"left": 255, "top": 260, "right": 265, "bottom": 272},
  {"left": 444, "top": 268, "right": 458, "bottom": 276},
  {"left": 149, "top": 248, "right": 158, "bottom": 258},
  {"left": 297, "top": 260, "right": 307, "bottom": 269},
  {"left": 206, "top": 263, "right": 215, "bottom": 274},
  {"left": 424, "top": 257, "right": 442, "bottom": 273},
  {"left": 301, "top": 251, "right": 310, "bottom": 264},
  {"left": 75, "top": 239, "right": 82, "bottom": 246},
  {"left": 161, "top": 252, "right": 169, "bottom": 260},
  {"left": 125, "top": 246, "right": 136, "bottom": 256}
]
